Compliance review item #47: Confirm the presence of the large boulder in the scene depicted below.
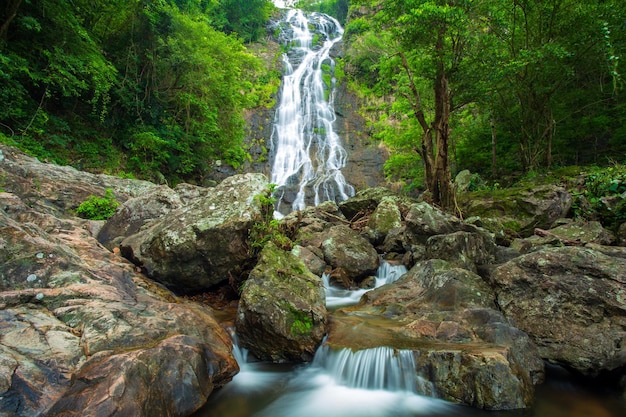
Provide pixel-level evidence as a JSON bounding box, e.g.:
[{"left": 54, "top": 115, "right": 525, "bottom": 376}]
[
  {"left": 460, "top": 184, "right": 573, "bottom": 237},
  {"left": 321, "top": 225, "right": 380, "bottom": 282},
  {"left": 425, "top": 231, "right": 496, "bottom": 272},
  {"left": 489, "top": 246, "right": 626, "bottom": 376},
  {"left": 510, "top": 220, "right": 617, "bottom": 254},
  {"left": 97, "top": 184, "right": 205, "bottom": 251},
  {"left": 119, "top": 173, "right": 269, "bottom": 292},
  {"left": 404, "top": 202, "right": 480, "bottom": 243},
  {"left": 0, "top": 194, "right": 237, "bottom": 417},
  {"left": 331, "top": 259, "right": 544, "bottom": 410},
  {"left": 0, "top": 144, "right": 156, "bottom": 218},
  {"left": 236, "top": 243, "right": 327, "bottom": 362},
  {"left": 366, "top": 195, "right": 403, "bottom": 245}
]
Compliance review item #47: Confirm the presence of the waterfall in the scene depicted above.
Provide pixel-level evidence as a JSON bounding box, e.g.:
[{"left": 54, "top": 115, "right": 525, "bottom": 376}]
[
  {"left": 271, "top": 9, "right": 354, "bottom": 216},
  {"left": 323, "top": 261, "right": 408, "bottom": 309},
  {"left": 312, "top": 345, "right": 418, "bottom": 392}
]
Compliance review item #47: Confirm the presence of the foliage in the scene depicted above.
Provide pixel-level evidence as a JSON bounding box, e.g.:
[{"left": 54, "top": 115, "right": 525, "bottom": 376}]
[
  {"left": 0, "top": 0, "right": 271, "bottom": 185},
  {"left": 208, "top": 0, "right": 273, "bottom": 43},
  {"left": 75, "top": 189, "right": 119, "bottom": 220},
  {"left": 571, "top": 164, "right": 626, "bottom": 230},
  {"left": 249, "top": 184, "right": 293, "bottom": 252},
  {"left": 344, "top": 0, "right": 626, "bottom": 196},
  {"left": 296, "top": 0, "right": 349, "bottom": 25}
]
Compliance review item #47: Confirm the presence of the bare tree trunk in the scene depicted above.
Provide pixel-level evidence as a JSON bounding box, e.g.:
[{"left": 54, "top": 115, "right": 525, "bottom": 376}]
[
  {"left": 431, "top": 29, "right": 454, "bottom": 209},
  {"left": 0, "top": 0, "right": 23, "bottom": 41},
  {"left": 491, "top": 117, "right": 497, "bottom": 177}
]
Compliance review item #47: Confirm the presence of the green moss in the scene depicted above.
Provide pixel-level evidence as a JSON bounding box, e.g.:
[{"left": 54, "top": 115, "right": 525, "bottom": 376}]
[{"left": 290, "top": 309, "right": 314, "bottom": 336}]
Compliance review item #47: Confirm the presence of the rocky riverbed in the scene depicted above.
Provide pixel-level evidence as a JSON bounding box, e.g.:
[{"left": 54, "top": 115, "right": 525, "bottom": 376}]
[{"left": 0, "top": 144, "right": 624, "bottom": 416}]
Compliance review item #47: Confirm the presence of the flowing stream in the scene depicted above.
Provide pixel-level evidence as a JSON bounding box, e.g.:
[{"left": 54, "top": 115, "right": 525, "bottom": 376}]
[
  {"left": 194, "top": 261, "right": 625, "bottom": 417},
  {"left": 270, "top": 9, "right": 354, "bottom": 216}
]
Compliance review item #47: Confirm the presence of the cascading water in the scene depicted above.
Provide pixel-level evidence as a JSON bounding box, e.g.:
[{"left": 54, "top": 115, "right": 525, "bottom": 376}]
[
  {"left": 323, "top": 261, "right": 408, "bottom": 309},
  {"left": 270, "top": 9, "right": 354, "bottom": 216}
]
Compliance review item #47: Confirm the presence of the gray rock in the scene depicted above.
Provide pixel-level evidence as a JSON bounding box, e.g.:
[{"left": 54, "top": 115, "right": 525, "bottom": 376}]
[
  {"left": 236, "top": 243, "right": 327, "bottom": 362},
  {"left": 331, "top": 259, "right": 544, "bottom": 410},
  {"left": 321, "top": 224, "right": 379, "bottom": 282},
  {"left": 490, "top": 246, "right": 626, "bottom": 375},
  {"left": 119, "top": 173, "right": 269, "bottom": 292},
  {"left": 425, "top": 231, "right": 496, "bottom": 272},
  {"left": 460, "top": 185, "right": 573, "bottom": 237},
  {"left": 367, "top": 195, "right": 403, "bottom": 244},
  {"left": 0, "top": 196, "right": 237, "bottom": 417}
]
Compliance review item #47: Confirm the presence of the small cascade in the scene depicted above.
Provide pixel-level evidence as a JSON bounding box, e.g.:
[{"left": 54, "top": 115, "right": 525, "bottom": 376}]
[
  {"left": 271, "top": 9, "right": 354, "bottom": 216},
  {"left": 230, "top": 332, "right": 250, "bottom": 369},
  {"left": 323, "top": 261, "right": 408, "bottom": 308},
  {"left": 312, "top": 345, "right": 418, "bottom": 392}
]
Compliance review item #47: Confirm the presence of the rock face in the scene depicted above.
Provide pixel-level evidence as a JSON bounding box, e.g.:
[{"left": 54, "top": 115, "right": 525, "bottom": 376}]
[
  {"left": 489, "top": 246, "right": 626, "bottom": 376},
  {"left": 118, "top": 173, "right": 269, "bottom": 292},
  {"left": 320, "top": 225, "right": 380, "bottom": 282},
  {"left": 0, "top": 144, "right": 157, "bottom": 217},
  {"left": 0, "top": 211, "right": 237, "bottom": 417},
  {"left": 331, "top": 259, "right": 544, "bottom": 410},
  {"left": 97, "top": 183, "right": 209, "bottom": 251},
  {"left": 0, "top": 146, "right": 238, "bottom": 417},
  {"left": 236, "top": 243, "right": 327, "bottom": 362},
  {"left": 460, "top": 184, "right": 573, "bottom": 237}
]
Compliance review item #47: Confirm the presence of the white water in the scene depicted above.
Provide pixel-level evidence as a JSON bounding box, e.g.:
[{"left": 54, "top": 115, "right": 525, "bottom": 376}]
[
  {"left": 196, "top": 261, "right": 626, "bottom": 417},
  {"left": 323, "top": 261, "right": 407, "bottom": 309},
  {"left": 270, "top": 9, "right": 354, "bottom": 215}
]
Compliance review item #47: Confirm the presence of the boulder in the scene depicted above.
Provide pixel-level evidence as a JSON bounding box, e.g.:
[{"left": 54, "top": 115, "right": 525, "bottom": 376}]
[
  {"left": 366, "top": 195, "right": 403, "bottom": 245},
  {"left": 0, "top": 144, "right": 156, "bottom": 218},
  {"left": 425, "top": 230, "right": 496, "bottom": 272},
  {"left": 236, "top": 243, "right": 327, "bottom": 362},
  {"left": 331, "top": 259, "right": 544, "bottom": 410},
  {"left": 0, "top": 195, "right": 237, "bottom": 417},
  {"left": 291, "top": 245, "right": 326, "bottom": 277},
  {"left": 119, "top": 173, "right": 269, "bottom": 292},
  {"left": 460, "top": 184, "right": 573, "bottom": 237},
  {"left": 98, "top": 184, "right": 202, "bottom": 250},
  {"left": 404, "top": 202, "right": 480, "bottom": 243},
  {"left": 338, "top": 187, "right": 399, "bottom": 219},
  {"left": 489, "top": 246, "right": 626, "bottom": 375},
  {"left": 321, "top": 224, "right": 380, "bottom": 282}
]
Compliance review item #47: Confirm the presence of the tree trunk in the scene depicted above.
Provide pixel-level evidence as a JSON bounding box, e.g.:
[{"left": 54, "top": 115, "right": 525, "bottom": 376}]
[
  {"left": 0, "top": 0, "right": 23, "bottom": 41},
  {"left": 430, "top": 29, "right": 454, "bottom": 209},
  {"left": 491, "top": 117, "right": 497, "bottom": 177}
]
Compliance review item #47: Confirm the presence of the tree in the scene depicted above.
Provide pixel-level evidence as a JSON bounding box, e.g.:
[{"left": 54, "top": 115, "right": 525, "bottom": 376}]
[
  {"left": 484, "top": 0, "right": 626, "bottom": 171},
  {"left": 351, "top": 0, "right": 483, "bottom": 209}
]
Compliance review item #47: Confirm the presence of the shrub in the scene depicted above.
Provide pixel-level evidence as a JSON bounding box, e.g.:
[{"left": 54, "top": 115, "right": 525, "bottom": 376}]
[{"left": 75, "top": 189, "right": 120, "bottom": 220}]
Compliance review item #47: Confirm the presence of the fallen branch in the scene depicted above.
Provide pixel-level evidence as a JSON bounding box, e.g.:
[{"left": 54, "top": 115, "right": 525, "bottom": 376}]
[{"left": 534, "top": 228, "right": 583, "bottom": 246}]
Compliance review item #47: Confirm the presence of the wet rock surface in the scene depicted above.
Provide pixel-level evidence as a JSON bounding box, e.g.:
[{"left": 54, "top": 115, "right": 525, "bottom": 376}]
[
  {"left": 489, "top": 246, "right": 626, "bottom": 376},
  {"left": 328, "top": 259, "right": 544, "bottom": 410}
]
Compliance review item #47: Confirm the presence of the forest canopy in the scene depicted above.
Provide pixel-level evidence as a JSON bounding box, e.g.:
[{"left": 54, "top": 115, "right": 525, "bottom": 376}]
[
  {"left": 0, "top": 0, "right": 274, "bottom": 184},
  {"left": 1, "top": 0, "right": 625, "bottom": 194},
  {"left": 340, "top": 0, "right": 626, "bottom": 194}
]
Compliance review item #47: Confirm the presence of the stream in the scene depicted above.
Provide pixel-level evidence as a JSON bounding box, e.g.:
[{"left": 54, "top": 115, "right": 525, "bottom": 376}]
[{"left": 193, "top": 263, "right": 625, "bottom": 417}]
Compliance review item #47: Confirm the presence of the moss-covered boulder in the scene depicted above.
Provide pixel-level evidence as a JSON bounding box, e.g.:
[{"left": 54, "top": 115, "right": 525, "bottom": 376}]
[
  {"left": 366, "top": 195, "right": 403, "bottom": 244},
  {"left": 119, "top": 173, "right": 269, "bottom": 292},
  {"left": 236, "top": 243, "right": 327, "bottom": 362},
  {"left": 459, "top": 184, "right": 573, "bottom": 237},
  {"left": 425, "top": 230, "right": 496, "bottom": 272}
]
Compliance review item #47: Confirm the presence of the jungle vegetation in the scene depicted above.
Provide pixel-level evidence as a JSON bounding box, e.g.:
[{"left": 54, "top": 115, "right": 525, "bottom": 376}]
[{"left": 1, "top": 0, "right": 625, "bottom": 212}]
